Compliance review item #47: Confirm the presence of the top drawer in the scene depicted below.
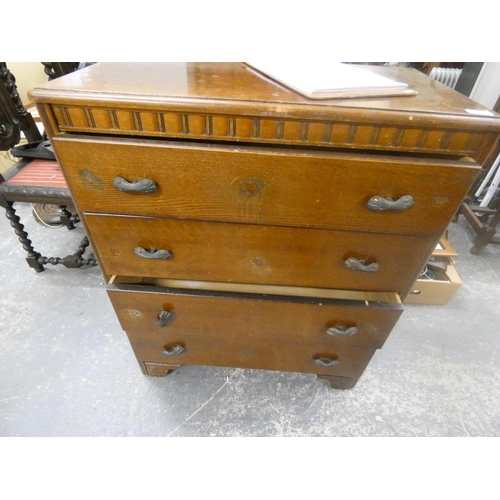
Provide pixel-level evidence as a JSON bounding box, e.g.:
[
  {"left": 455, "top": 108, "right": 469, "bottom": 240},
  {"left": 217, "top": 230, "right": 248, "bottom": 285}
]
[{"left": 52, "top": 136, "right": 480, "bottom": 236}]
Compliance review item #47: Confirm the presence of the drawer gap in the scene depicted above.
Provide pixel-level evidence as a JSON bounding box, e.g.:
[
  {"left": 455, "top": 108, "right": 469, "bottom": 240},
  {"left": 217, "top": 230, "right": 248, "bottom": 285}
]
[{"left": 109, "top": 275, "right": 401, "bottom": 305}]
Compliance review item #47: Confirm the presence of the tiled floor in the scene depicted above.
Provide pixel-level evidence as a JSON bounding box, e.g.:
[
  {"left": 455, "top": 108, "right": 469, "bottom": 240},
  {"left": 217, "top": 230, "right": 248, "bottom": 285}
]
[{"left": 1, "top": 203, "right": 499, "bottom": 436}]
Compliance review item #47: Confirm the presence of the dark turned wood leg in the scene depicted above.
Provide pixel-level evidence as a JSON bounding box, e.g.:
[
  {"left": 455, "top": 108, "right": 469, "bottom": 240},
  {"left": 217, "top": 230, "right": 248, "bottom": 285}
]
[
  {"left": 3, "top": 201, "right": 44, "bottom": 272},
  {"left": 35, "top": 236, "right": 98, "bottom": 268},
  {"left": 66, "top": 236, "right": 93, "bottom": 268},
  {"left": 71, "top": 236, "right": 98, "bottom": 267},
  {"left": 59, "top": 205, "right": 76, "bottom": 230},
  {"left": 142, "top": 362, "right": 182, "bottom": 377},
  {"left": 317, "top": 374, "right": 360, "bottom": 390}
]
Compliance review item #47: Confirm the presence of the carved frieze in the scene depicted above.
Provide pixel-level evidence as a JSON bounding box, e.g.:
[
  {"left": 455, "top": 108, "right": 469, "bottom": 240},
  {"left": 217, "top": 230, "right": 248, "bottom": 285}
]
[{"left": 51, "top": 104, "right": 484, "bottom": 156}]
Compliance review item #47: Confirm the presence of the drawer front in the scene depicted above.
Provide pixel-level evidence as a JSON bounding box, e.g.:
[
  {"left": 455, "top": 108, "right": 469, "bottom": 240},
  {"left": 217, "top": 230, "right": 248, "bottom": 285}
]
[
  {"left": 127, "top": 331, "right": 378, "bottom": 377},
  {"left": 107, "top": 286, "right": 403, "bottom": 349},
  {"left": 90, "top": 214, "right": 434, "bottom": 293},
  {"left": 53, "top": 136, "right": 479, "bottom": 236}
]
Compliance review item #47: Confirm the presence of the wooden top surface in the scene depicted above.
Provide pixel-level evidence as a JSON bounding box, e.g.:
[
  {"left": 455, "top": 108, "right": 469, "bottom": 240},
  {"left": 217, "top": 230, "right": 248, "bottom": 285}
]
[{"left": 30, "top": 63, "right": 500, "bottom": 130}]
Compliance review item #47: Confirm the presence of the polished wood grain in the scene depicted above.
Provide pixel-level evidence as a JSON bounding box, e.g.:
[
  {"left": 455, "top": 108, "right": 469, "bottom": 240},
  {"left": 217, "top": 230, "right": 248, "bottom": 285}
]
[
  {"left": 29, "top": 63, "right": 500, "bottom": 130},
  {"left": 31, "top": 65, "right": 500, "bottom": 162},
  {"left": 48, "top": 104, "right": 491, "bottom": 157},
  {"left": 87, "top": 213, "right": 434, "bottom": 294},
  {"left": 53, "top": 136, "right": 479, "bottom": 237},
  {"left": 107, "top": 285, "right": 402, "bottom": 350}
]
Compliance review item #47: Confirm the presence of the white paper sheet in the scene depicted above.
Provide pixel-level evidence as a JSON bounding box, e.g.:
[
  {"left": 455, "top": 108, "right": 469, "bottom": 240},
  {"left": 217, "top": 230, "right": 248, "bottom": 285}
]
[{"left": 246, "top": 62, "right": 408, "bottom": 94}]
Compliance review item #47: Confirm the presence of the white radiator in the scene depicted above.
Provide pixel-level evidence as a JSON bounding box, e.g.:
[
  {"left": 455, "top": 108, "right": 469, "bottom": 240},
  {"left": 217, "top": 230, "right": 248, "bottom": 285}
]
[{"left": 429, "top": 67, "right": 462, "bottom": 89}]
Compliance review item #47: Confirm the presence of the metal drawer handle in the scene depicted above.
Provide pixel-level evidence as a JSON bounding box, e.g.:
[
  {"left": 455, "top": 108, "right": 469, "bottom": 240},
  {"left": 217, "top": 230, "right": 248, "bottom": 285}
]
[
  {"left": 313, "top": 356, "right": 340, "bottom": 368},
  {"left": 326, "top": 326, "right": 359, "bottom": 337},
  {"left": 344, "top": 257, "right": 380, "bottom": 273},
  {"left": 113, "top": 176, "right": 157, "bottom": 194},
  {"left": 134, "top": 247, "right": 172, "bottom": 260},
  {"left": 367, "top": 195, "right": 414, "bottom": 211},
  {"left": 162, "top": 345, "right": 186, "bottom": 357},
  {"left": 156, "top": 310, "right": 173, "bottom": 328}
]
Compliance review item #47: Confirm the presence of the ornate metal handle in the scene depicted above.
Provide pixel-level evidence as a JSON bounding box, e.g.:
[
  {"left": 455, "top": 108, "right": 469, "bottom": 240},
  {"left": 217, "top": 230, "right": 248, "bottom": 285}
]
[
  {"left": 344, "top": 257, "right": 380, "bottom": 273},
  {"left": 156, "top": 310, "right": 173, "bottom": 328},
  {"left": 134, "top": 247, "right": 172, "bottom": 260},
  {"left": 367, "top": 195, "right": 414, "bottom": 211},
  {"left": 162, "top": 345, "right": 186, "bottom": 357},
  {"left": 313, "top": 357, "right": 340, "bottom": 368},
  {"left": 326, "top": 326, "right": 359, "bottom": 337},
  {"left": 113, "top": 176, "right": 157, "bottom": 194}
]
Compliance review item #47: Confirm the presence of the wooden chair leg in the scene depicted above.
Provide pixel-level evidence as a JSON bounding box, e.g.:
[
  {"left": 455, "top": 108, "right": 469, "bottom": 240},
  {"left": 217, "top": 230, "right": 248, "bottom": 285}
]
[
  {"left": 58, "top": 205, "right": 80, "bottom": 230},
  {"left": 462, "top": 202, "right": 500, "bottom": 254},
  {"left": 58, "top": 205, "right": 76, "bottom": 230},
  {"left": 3, "top": 201, "right": 45, "bottom": 272},
  {"left": 1, "top": 200, "right": 97, "bottom": 272},
  {"left": 32, "top": 236, "right": 97, "bottom": 269}
]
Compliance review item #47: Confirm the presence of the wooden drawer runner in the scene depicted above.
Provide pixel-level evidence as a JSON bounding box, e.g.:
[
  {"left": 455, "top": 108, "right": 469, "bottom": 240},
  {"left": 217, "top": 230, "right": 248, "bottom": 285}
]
[
  {"left": 127, "top": 332, "right": 378, "bottom": 377},
  {"left": 107, "top": 284, "right": 403, "bottom": 349},
  {"left": 52, "top": 136, "right": 480, "bottom": 236},
  {"left": 89, "top": 214, "right": 433, "bottom": 293}
]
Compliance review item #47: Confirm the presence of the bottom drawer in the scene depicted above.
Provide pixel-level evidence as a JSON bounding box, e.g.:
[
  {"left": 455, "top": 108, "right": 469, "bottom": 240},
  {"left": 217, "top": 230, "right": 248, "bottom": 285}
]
[
  {"left": 107, "top": 278, "right": 401, "bottom": 382},
  {"left": 127, "top": 332, "right": 378, "bottom": 377}
]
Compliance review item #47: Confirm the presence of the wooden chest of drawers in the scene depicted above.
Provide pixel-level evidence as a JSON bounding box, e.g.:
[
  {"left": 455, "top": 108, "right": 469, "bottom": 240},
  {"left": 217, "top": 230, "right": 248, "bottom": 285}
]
[{"left": 31, "top": 63, "right": 500, "bottom": 389}]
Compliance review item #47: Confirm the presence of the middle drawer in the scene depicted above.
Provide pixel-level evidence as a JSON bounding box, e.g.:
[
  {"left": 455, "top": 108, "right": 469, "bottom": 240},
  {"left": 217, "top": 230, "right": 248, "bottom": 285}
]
[{"left": 87, "top": 214, "right": 434, "bottom": 293}]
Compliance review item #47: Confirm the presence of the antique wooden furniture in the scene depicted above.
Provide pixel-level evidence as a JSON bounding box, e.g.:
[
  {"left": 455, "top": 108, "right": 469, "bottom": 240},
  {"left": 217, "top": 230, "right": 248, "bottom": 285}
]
[
  {"left": 0, "top": 62, "right": 97, "bottom": 272},
  {"left": 460, "top": 95, "right": 500, "bottom": 254},
  {"left": 461, "top": 156, "right": 500, "bottom": 254},
  {"left": 30, "top": 63, "right": 500, "bottom": 389},
  {"left": 1, "top": 62, "right": 42, "bottom": 150},
  {"left": 0, "top": 158, "right": 98, "bottom": 271}
]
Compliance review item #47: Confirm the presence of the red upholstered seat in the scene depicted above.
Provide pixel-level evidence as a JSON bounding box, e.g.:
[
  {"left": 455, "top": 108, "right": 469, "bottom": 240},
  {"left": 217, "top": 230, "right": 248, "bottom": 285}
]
[
  {"left": 4, "top": 160, "right": 67, "bottom": 188},
  {"left": 0, "top": 158, "right": 97, "bottom": 272}
]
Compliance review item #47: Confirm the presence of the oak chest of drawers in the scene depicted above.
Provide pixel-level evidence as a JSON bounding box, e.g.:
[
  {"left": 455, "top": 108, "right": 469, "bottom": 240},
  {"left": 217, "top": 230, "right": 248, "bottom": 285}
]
[{"left": 31, "top": 63, "right": 500, "bottom": 389}]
